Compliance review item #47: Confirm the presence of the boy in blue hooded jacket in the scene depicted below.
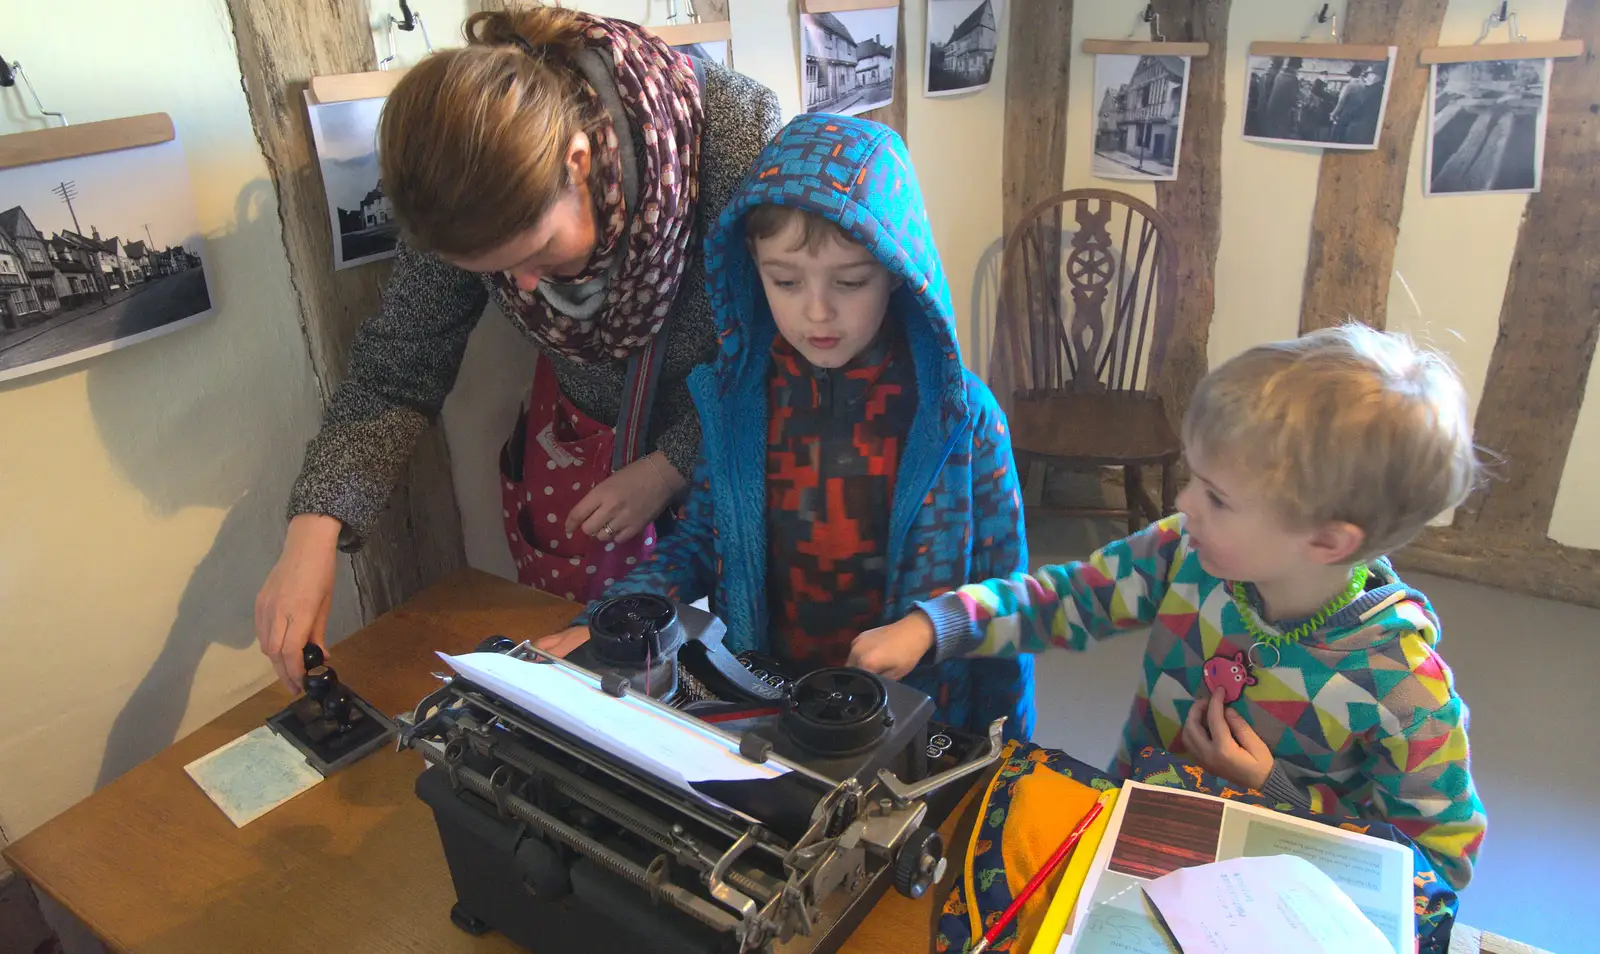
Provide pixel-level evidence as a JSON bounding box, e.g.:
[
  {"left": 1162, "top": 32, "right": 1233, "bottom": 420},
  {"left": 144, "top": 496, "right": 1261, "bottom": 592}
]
[{"left": 540, "top": 114, "right": 1034, "bottom": 739}]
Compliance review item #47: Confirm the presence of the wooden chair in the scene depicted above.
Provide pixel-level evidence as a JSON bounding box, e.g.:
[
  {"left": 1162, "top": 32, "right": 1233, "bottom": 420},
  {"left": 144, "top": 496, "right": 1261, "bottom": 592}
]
[{"left": 992, "top": 189, "right": 1182, "bottom": 534}]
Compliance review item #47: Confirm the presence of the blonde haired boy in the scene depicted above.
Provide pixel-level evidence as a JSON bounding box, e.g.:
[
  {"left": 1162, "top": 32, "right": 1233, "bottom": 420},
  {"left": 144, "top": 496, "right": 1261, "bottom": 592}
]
[{"left": 849, "top": 324, "right": 1487, "bottom": 890}]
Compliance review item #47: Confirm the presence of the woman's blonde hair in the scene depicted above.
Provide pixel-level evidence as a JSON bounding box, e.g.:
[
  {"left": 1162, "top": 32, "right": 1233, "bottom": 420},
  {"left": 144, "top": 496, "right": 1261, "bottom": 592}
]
[
  {"left": 377, "top": 5, "right": 598, "bottom": 257},
  {"left": 1183, "top": 323, "right": 1480, "bottom": 561}
]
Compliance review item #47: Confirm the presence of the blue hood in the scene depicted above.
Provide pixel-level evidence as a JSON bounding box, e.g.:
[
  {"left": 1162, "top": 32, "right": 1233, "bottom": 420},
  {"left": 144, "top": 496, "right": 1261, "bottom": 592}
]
[
  {"left": 701, "top": 113, "right": 969, "bottom": 420},
  {"left": 646, "top": 114, "right": 1035, "bottom": 740}
]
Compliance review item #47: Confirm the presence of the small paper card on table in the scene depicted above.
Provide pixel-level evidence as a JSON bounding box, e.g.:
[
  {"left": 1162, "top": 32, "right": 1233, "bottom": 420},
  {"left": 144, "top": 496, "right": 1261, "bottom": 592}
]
[
  {"left": 184, "top": 725, "right": 324, "bottom": 827},
  {"left": 1141, "top": 854, "right": 1391, "bottom": 954}
]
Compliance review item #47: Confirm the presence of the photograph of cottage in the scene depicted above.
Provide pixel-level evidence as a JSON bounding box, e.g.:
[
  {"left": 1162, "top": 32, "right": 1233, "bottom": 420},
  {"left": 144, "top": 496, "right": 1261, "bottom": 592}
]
[
  {"left": 0, "top": 139, "right": 211, "bottom": 384},
  {"left": 305, "top": 94, "right": 400, "bottom": 270},
  {"left": 1091, "top": 53, "right": 1191, "bottom": 181},
  {"left": 673, "top": 40, "right": 730, "bottom": 69},
  {"left": 801, "top": 7, "right": 899, "bottom": 117},
  {"left": 1426, "top": 57, "right": 1549, "bottom": 197},
  {"left": 926, "top": 0, "right": 1001, "bottom": 96}
]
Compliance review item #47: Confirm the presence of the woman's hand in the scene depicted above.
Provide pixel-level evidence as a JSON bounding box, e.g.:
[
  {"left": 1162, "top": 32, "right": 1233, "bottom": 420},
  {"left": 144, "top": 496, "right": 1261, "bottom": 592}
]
[
  {"left": 255, "top": 514, "right": 342, "bottom": 693},
  {"left": 1179, "top": 692, "right": 1275, "bottom": 791},
  {"left": 566, "top": 452, "right": 685, "bottom": 544}
]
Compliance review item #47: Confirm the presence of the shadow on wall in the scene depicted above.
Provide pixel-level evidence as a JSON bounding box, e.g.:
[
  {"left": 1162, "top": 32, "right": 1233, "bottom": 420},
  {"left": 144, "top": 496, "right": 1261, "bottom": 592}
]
[{"left": 61, "top": 179, "right": 356, "bottom": 789}]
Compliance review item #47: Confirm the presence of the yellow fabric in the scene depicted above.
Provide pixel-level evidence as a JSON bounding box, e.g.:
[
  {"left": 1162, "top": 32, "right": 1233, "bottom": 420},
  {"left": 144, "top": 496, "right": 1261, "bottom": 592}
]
[
  {"left": 1027, "top": 789, "right": 1119, "bottom": 954},
  {"left": 1001, "top": 767, "right": 1104, "bottom": 950}
]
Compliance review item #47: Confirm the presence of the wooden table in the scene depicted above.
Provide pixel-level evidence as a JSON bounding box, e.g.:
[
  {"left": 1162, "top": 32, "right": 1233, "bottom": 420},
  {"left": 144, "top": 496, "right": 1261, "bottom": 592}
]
[{"left": 5, "top": 569, "right": 962, "bottom": 953}]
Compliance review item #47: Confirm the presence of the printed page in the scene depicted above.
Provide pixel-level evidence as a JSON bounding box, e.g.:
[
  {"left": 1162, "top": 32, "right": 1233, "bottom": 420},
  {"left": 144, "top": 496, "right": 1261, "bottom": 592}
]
[
  {"left": 1065, "top": 783, "right": 1412, "bottom": 954},
  {"left": 1065, "top": 783, "right": 1225, "bottom": 952},
  {"left": 1142, "top": 854, "right": 1394, "bottom": 954},
  {"left": 1063, "top": 869, "right": 1180, "bottom": 954},
  {"left": 1216, "top": 803, "right": 1413, "bottom": 953}
]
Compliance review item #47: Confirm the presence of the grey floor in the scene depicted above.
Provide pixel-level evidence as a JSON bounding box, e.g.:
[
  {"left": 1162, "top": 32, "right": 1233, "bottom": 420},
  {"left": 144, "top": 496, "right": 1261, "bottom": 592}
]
[{"left": 1026, "top": 512, "right": 1599, "bottom": 954}]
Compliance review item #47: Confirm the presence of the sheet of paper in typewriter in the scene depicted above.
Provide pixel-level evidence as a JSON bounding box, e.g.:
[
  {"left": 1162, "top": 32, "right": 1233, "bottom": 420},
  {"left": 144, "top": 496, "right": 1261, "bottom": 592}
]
[{"left": 440, "top": 652, "right": 791, "bottom": 796}]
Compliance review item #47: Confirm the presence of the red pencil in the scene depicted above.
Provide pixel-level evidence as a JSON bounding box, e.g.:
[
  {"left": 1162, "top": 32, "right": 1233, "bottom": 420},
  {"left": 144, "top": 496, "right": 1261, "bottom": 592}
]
[{"left": 969, "top": 796, "right": 1108, "bottom": 954}]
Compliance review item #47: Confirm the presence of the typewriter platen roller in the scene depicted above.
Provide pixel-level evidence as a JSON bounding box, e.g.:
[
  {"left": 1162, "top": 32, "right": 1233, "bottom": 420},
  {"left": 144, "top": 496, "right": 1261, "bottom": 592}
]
[{"left": 397, "top": 594, "right": 1004, "bottom": 954}]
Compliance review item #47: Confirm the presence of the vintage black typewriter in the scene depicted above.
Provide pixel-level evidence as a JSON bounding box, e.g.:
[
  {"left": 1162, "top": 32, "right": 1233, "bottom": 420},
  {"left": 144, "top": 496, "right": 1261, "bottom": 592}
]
[{"left": 396, "top": 593, "right": 1004, "bottom": 954}]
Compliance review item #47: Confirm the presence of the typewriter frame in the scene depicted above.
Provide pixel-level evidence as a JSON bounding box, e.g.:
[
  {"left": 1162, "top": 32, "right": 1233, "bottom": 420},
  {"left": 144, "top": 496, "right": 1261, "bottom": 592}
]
[{"left": 398, "top": 641, "right": 1004, "bottom": 953}]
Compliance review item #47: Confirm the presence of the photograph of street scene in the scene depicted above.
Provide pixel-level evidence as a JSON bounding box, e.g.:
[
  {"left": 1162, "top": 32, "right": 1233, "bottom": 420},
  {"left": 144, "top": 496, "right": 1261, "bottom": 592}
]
[
  {"left": 802, "top": 7, "right": 899, "bottom": 118},
  {"left": 0, "top": 138, "right": 210, "bottom": 384},
  {"left": 306, "top": 95, "right": 400, "bottom": 270},
  {"left": 1091, "top": 53, "right": 1191, "bottom": 180}
]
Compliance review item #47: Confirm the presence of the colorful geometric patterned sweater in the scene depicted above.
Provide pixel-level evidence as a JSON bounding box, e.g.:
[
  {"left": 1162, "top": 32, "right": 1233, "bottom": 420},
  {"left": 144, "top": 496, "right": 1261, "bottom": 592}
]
[
  {"left": 765, "top": 328, "right": 916, "bottom": 666},
  {"left": 574, "top": 113, "right": 1036, "bottom": 739},
  {"left": 920, "top": 514, "right": 1487, "bottom": 889}
]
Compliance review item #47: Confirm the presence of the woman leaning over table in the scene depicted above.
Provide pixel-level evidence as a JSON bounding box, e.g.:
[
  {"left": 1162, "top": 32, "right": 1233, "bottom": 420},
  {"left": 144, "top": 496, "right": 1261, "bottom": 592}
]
[{"left": 254, "top": 5, "right": 781, "bottom": 690}]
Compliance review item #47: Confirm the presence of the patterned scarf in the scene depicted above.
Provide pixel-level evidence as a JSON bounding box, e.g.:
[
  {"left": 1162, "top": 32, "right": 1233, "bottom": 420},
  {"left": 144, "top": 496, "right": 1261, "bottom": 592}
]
[{"left": 492, "top": 13, "right": 703, "bottom": 364}]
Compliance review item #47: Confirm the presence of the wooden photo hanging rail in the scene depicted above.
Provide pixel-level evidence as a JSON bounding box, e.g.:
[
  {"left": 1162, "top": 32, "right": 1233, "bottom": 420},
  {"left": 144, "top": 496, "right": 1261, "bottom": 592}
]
[
  {"left": 1082, "top": 39, "right": 1211, "bottom": 57},
  {"left": 1420, "top": 38, "right": 1585, "bottom": 64},
  {"left": 1248, "top": 41, "right": 1393, "bottom": 61},
  {"left": 645, "top": 20, "right": 733, "bottom": 46},
  {"left": 803, "top": 0, "right": 897, "bottom": 13},
  {"left": 308, "top": 69, "right": 408, "bottom": 106},
  {"left": 0, "top": 113, "right": 174, "bottom": 171}
]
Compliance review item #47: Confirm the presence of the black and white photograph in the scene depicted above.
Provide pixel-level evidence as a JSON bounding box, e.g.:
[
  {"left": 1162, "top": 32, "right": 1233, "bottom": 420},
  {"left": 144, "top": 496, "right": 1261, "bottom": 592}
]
[
  {"left": 925, "top": 0, "right": 1001, "bottom": 97},
  {"left": 1242, "top": 49, "right": 1396, "bottom": 149},
  {"left": 0, "top": 138, "right": 211, "bottom": 384},
  {"left": 305, "top": 94, "right": 399, "bottom": 270},
  {"left": 673, "top": 40, "right": 731, "bottom": 69},
  {"left": 1426, "top": 57, "right": 1549, "bottom": 197},
  {"left": 801, "top": 6, "right": 899, "bottom": 117},
  {"left": 1091, "top": 53, "right": 1191, "bottom": 181}
]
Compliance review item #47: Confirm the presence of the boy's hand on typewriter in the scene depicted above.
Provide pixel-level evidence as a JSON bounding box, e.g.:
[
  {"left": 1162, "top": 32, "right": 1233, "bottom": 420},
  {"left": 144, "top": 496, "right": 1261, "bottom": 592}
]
[
  {"left": 1181, "top": 692, "right": 1274, "bottom": 791},
  {"left": 535, "top": 626, "right": 590, "bottom": 658},
  {"left": 847, "top": 612, "right": 936, "bottom": 680}
]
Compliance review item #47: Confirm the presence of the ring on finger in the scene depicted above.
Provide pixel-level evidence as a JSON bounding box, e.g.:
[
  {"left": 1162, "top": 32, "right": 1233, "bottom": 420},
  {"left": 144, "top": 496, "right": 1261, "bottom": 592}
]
[{"left": 601, "top": 522, "right": 615, "bottom": 539}]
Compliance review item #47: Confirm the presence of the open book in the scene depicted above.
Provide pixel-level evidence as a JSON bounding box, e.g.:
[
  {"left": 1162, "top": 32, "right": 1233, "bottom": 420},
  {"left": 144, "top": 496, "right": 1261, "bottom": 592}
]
[{"left": 1048, "top": 781, "right": 1414, "bottom": 954}]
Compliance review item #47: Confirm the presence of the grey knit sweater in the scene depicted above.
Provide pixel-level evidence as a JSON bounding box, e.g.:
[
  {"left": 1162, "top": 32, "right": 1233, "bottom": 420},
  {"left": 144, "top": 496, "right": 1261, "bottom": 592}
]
[{"left": 287, "top": 62, "right": 781, "bottom": 550}]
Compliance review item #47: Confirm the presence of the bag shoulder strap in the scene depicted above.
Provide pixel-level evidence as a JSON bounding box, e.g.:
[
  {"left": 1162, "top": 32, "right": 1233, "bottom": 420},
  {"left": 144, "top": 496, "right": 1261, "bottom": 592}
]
[
  {"left": 690, "top": 54, "right": 708, "bottom": 94},
  {"left": 612, "top": 54, "right": 709, "bottom": 471}
]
